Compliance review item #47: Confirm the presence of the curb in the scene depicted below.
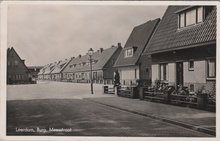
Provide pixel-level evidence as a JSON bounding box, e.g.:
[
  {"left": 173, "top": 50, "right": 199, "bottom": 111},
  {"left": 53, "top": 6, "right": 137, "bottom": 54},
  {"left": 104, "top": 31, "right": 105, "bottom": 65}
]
[{"left": 86, "top": 99, "right": 216, "bottom": 136}]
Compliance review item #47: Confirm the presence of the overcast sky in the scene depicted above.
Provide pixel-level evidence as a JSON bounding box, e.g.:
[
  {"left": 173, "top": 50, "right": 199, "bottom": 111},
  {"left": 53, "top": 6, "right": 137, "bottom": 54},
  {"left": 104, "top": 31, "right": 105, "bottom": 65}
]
[{"left": 7, "top": 4, "right": 167, "bottom": 66}]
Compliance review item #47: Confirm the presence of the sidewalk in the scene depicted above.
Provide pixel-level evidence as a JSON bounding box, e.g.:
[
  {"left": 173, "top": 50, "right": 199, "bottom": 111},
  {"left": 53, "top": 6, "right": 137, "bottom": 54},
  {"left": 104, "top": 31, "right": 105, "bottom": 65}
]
[{"left": 85, "top": 96, "right": 216, "bottom": 136}]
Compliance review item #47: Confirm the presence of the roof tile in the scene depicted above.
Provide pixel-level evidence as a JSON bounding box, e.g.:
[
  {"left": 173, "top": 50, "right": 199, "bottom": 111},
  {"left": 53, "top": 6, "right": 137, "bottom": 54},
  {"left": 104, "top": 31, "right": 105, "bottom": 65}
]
[{"left": 145, "top": 6, "right": 216, "bottom": 54}]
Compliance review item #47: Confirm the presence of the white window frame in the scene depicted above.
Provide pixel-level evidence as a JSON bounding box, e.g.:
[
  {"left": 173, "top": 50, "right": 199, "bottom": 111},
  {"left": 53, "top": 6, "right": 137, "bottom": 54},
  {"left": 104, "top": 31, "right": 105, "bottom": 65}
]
[
  {"left": 188, "top": 60, "right": 194, "bottom": 71},
  {"left": 159, "top": 63, "right": 168, "bottom": 81},
  {"left": 197, "top": 7, "right": 203, "bottom": 23},
  {"left": 125, "top": 48, "right": 133, "bottom": 58},
  {"left": 178, "top": 6, "right": 204, "bottom": 29},
  {"left": 185, "top": 8, "right": 196, "bottom": 26},
  {"left": 207, "top": 59, "right": 216, "bottom": 78}
]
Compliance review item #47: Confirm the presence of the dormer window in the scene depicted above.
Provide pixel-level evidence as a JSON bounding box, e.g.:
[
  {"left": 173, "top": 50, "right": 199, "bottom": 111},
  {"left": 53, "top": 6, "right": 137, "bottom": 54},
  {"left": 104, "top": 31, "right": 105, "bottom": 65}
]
[
  {"left": 124, "top": 46, "right": 137, "bottom": 58},
  {"left": 178, "top": 6, "right": 204, "bottom": 29},
  {"left": 125, "top": 48, "right": 133, "bottom": 58}
]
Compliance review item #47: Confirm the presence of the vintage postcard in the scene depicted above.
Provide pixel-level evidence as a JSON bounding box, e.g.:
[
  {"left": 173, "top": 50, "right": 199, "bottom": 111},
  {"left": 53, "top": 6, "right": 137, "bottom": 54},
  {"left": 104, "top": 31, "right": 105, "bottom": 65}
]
[{"left": 0, "top": 1, "right": 219, "bottom": 141}]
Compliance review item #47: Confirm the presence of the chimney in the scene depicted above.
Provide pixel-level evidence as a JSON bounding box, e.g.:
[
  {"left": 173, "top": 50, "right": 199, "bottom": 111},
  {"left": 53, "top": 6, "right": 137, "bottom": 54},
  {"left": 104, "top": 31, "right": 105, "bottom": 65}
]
[
  {"left": 100, "top": 48, "right": 103, "bottom": 53},
  {"left": 22, "top": 59, "right": 25, "bottom": 64},
  {"left": 111, "top": 45, "right": 115, "bottom": 48},
  {"left": 71, "top": 57, "right": 75, "bottom": 59},
  {"left": 78, "top": 54, "right": 82, "bottom": 58},
  {"left": 118, "top": 43, "right": 121, "bottom": 47}
]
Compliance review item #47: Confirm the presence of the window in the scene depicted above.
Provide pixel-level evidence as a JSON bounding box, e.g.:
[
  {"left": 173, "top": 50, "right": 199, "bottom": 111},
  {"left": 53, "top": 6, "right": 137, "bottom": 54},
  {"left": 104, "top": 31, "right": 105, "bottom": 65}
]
[
  {"left": 160, "top": 64, "right": 168, "bottom": 81},
  {"left": 178, "top": 6, "right": 204, "bottom": 28},
  {"left": 207, "top": 59, "right": 216, "bottom": 78},
  {"left": 197, "top": 7, "right": 203, "bottom": 23},
  {"left": 186, "top": 9, "right": 196, "bottom": 26},
  {"left": 134, "top": 69, "right": 137, "bottom": 79},
  {"left": 180, "top": 13, "right": 185, "bottom": 28},
  {"left": 188, "top": 60, "right": 194, "bottom": 71},
  {"left": 125, "top": 48, "right": 133, "bottom": 58}
]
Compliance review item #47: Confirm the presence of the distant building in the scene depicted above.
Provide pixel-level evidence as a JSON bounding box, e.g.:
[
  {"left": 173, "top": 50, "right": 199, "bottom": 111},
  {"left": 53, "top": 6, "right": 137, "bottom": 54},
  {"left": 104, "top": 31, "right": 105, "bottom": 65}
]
[
  {"left": 28, "top": 66, "right": 43, "bottom": 80},
  {"left": 50, "top": 59, "right": 71, "bottom": 81},
  {"left": 114, "top": 19, "right": 160, "bottom": 86},
  {"left": 62, "top": 44, "right": 122, "bottom": 84},
  {"left": 144, "top": 6, "right": 216, "bottom": 93},
  {"left": 7, "top": 47, "right": 32, "bottom": 84},
  {"left": 38, "top": 64, "right": 51, "bottom": 80},
  {"left": 39, "top": 62, "right": 57, "bottom": 80}
]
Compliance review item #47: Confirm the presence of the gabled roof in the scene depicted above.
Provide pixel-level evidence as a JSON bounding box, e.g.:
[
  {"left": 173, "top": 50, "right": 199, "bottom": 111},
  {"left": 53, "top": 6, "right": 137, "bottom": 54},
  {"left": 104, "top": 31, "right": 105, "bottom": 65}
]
[
  {"left": 113, "top": 18, "right": 160, "bottom": 67},
  {"left": 38, "top": 64, "right": 51, "bottom": 75},
  {"left": 50, "top": 59, "right": 70, "bottom": 74},
  {"left": 7, "top": 47, "right": 30, "bottom": 73},
  {"left": 42, "top": 62, "right": 58, "bottom": 75},
  {"left": 145, "top": 6, "right": 216, "bottom": 54},
  {"left": 62, "top": 46, "right": 122, "bottom": 73}
]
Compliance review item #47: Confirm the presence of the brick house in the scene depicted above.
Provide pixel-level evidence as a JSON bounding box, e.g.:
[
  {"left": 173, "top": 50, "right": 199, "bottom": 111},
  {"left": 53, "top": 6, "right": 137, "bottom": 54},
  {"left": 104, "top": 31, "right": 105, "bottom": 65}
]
[
  {"left": 50, "top": 59, "right": 70, "bottom": 81},
  {"left": 144, "top": 6, "right": 216, "bottom": 94},
  {"left": 38, "top": 64, "right": 50, "bottom": 80},
  {"left": 62, "top": 44, "right": 122, "bottom": 84},
  {"left": 39, "top": 62, "right": 57, "bottom": 80},
  {"left": 113, "top": 19, "right": 160, "bottom": 86},
  {"left": 7, "top": 47, "right": 31, "bottom": 84}
]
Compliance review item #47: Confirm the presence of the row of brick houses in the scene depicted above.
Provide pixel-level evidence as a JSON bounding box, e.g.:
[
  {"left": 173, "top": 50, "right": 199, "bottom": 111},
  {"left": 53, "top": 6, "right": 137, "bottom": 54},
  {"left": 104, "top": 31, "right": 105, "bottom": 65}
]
[
  {"left": 38, "top": 6, "right": 216, "bottom": 94},
  {"left": 38, "top": 44, "right": 122, "bottom": 84}
]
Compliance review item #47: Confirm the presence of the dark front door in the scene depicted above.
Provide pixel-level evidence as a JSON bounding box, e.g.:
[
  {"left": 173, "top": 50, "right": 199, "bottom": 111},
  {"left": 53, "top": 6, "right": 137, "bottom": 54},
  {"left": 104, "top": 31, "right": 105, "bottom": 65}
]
[{"left": 176, "top": 62, "right": 183, "bottom": 87}]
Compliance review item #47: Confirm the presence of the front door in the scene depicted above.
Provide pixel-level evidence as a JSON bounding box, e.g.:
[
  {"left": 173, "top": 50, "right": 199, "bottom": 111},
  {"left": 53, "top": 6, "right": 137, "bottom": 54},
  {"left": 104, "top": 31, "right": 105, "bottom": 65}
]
[{"left": 176, "top": 62, "right": 183, "bottom": 87}]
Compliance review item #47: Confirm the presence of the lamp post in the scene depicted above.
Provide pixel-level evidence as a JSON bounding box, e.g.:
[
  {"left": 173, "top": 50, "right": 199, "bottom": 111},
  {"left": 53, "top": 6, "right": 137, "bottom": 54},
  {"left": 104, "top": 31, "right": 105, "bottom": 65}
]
[{"left": 88, "top": 48, "right": 94, "bottom": 94}]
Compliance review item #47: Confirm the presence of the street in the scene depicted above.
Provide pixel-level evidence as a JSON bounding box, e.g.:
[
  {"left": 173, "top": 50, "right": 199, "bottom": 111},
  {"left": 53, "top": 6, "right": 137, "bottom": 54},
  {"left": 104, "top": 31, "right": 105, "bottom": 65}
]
[{"left": 7, "top": 81, "right": 214, "bottom": 137}]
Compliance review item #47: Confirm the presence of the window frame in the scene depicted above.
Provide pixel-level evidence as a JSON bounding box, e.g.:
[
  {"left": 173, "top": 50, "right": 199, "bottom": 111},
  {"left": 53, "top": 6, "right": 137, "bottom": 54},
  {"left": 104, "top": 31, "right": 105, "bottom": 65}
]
[
  {"left": 159, "top": 63, "right": 168, "bottom": 81},
  {"left": 207, "top": 58, "right": 216, "bottom": 78},
  {"left": 188, "top": 60, "right": 194, "bottom": 71},
  {"left": 178, "top": 6, "right": 204, "bottom": 29},
  {"left": 125, "top": 48, "right": 134, "bottom": 58}
]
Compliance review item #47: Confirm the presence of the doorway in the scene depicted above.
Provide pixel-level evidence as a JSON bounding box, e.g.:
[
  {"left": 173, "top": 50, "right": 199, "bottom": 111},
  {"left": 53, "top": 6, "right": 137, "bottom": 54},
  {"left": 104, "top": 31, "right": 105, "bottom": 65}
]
[{"left": 176, "top": 62, "right": 183, "bottom": 87}]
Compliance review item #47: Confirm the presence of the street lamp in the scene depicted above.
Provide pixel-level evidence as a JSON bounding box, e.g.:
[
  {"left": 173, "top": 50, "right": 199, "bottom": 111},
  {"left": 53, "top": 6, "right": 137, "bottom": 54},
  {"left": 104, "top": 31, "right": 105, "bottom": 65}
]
[{"left": 88, "top": 48, "right": 94, "bottom": 94}]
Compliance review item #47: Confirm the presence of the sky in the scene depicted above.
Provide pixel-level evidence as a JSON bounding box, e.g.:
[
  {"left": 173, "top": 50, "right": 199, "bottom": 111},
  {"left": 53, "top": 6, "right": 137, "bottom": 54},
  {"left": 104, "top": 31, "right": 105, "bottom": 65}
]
[{"left": 7, "top": 4, "right": 167, "bottom": 66}]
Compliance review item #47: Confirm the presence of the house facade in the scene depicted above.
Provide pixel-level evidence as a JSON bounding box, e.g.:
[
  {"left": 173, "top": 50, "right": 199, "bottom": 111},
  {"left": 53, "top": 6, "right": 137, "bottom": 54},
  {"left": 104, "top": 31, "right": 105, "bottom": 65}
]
[
  {"left": 50, "top": 59, "right": 70, "bottom": 81},
  {"left": 144, "top": 6, "right": 216, "bottom": 94},
  {"left": 40, "top": 62, "right": 58, "bottom": 80},
  {"left": 62, "top": 44, "right": 122, "bottom": 84},
  {"left": 7, "top": 47, "right": 31, "bottom": 84},
  {"left": 114, "top": 19, "right": 160, "bottom": 86}
]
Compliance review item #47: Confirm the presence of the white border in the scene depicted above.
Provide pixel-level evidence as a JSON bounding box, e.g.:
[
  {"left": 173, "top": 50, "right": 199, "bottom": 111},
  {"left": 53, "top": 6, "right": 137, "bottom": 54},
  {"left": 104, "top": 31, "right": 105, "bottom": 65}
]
[{"left": 0, "top": 1, "right": 219, "bottom": 141}]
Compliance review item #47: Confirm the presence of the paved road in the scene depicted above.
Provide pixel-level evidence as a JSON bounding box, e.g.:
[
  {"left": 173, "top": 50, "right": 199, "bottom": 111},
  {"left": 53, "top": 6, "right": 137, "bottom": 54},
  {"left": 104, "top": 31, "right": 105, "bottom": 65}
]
[
  {"left": 7, "top": 81, "right": 114, "bottom": 100},
  {"left": 6, "top": 81, "right": 215, "bottom": 137},
  {"left": 7, "top": 99, "right": 212, "bottom": 137}
]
